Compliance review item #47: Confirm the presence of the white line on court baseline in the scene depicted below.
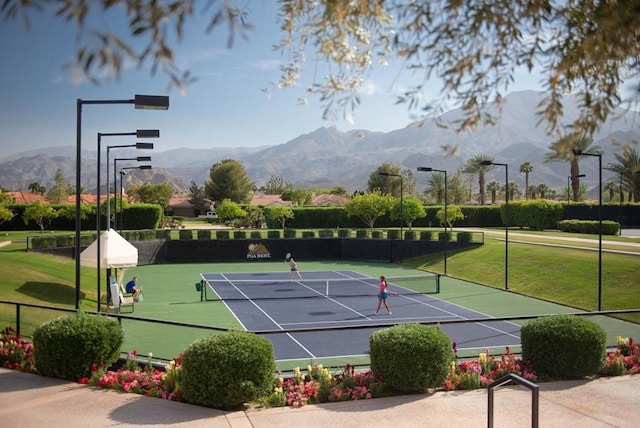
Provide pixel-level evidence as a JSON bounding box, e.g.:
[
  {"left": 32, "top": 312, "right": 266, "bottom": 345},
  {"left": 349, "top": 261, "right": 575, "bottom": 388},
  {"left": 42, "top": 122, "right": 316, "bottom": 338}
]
[
  {"left": 333, "top": 271, "right": 521, "bottom": 341},
  {"left": 219, "top": 273, "right": 317, "bottom": 359}
]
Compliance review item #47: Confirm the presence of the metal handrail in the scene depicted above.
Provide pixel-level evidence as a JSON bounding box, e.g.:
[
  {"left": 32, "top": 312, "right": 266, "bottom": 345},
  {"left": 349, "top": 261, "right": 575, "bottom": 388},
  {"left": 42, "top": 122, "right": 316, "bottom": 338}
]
[{"left": 488, "top": 373, "right": 539, "bottom": 428}]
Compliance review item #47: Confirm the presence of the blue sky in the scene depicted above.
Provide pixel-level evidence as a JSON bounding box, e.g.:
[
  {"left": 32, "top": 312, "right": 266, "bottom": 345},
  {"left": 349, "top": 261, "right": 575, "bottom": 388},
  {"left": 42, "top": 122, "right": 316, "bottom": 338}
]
[{"left": 0, "top": 1, "right": 544, "bottom": 159}]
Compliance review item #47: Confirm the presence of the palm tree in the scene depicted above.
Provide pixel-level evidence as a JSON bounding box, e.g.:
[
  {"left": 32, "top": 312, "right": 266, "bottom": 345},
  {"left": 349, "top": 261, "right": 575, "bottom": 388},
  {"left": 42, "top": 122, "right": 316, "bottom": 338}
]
[
  {"left": 604, "top": 180, "right": 618, "bottom": 202},
  {"left": 536, "top": 183, "right": 551, "bottom": 199},
  {"left": 606, "top": 145, "right": 640, "bottom": 202},
  {"left": 544, "top": 133, "right": 600, "bottom": 202},
  {"left": 424, "top": 172, "right": 447, "bottom": 203},
  {"left": 519, "top": 161, "right": 534, "bottom": 200},
  {"left": 28, "top": 182, "right": 45, "bottom": 195},
  {"left": 463, "top": 154, "right": 494, "bottom": 205},
  {"left": 486, "top": 180, "right": 501, "bottom": 204},
  {"left": 528, "top": 185, "right": 538, "bottom": 199}
]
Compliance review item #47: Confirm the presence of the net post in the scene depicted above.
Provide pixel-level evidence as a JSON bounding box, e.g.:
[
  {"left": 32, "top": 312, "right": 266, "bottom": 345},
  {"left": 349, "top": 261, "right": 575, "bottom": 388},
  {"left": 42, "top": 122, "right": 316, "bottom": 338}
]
[
  {"left": 326, "top": 280, "right": 329, "bottom": 296},
  {"left": 436, "top": 274, "right": 441, "bottom": 293}
]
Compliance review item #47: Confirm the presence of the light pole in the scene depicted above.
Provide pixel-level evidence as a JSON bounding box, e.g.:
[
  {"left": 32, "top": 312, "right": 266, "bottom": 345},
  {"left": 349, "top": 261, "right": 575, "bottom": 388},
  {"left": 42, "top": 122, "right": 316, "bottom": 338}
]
[
  {"left": 96, "top": 130, "right": 158, "bottom": 311},
  {"left": 481, "top": 160, "right": 509, "bottom": 290},
  {"left": 120, "top": 165, "right": 152, "bottom": 233},
  {"left": 417, "top": 167, "right": 448, "bottom": 275},
  {"left": 75, "top": 95, "right": 168, "bottom": 310},
  {"left": 107, "top": 144, "right": 154, "bottom": 230},
  {"left": 567, "top": 174, "right": 586, "bottom": 204},
  {"left": 573, "top": 149, "right": 603, "bottom": 311},
  {"left": 379, "top": 171, "right": 403, "bottom": 262}
]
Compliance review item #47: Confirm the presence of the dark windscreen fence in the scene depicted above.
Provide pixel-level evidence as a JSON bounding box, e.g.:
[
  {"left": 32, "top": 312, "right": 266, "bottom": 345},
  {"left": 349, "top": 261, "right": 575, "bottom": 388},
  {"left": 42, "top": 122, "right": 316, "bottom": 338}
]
[{"left": 201, "top": 274, "right": 440, "bottom": 302}]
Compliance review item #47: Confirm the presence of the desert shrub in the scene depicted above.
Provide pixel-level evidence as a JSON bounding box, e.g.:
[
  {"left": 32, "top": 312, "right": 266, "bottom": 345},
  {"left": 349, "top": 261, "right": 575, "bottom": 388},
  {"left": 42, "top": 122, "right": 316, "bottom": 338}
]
[
  {"left": 33, "top": 312, "right": 123, "bottom": 381},
  {"left": 370, "top": 324, "right": 452, "bottom": 393},
  {"left": 521, "top": 315, "right": 606, "bottom": 378},
  {"left": 180, "top": 331, "right": 275, "bottom": 409}
]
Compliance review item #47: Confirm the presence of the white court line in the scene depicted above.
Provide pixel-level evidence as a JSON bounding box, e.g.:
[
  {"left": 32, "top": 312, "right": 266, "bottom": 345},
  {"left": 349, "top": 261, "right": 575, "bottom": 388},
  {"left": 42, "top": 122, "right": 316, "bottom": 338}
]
[
  {"left": 330, "top": 271, "right": 521, "bottom": 341},
  {"left": 200, "top": 274, "right": 247, "bottom": 331},
  {"left": 295, "top": 280, "right": 373, "bottom": 321},
  {"left": 219, "top": 273, "right": 317, "bottom": 359}
]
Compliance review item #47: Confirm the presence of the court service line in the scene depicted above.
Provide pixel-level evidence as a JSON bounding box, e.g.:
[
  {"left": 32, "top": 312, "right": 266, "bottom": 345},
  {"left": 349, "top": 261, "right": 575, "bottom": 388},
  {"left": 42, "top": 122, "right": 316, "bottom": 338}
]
[
  {"left": 296, "top": 280, "right": 373, "bottom": 321},
  {"left": 279, "top": 314, "right": 459, "bottom": 327},
  {"left": 219, "top": 273, "right": 317, "bottom": 359}
]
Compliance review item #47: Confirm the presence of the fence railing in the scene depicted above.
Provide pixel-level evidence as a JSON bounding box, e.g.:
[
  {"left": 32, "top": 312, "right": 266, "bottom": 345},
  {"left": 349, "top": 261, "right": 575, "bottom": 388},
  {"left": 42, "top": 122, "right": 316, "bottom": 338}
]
[{"left": 2, "top": 300, "right": 638, "bottom": 369}]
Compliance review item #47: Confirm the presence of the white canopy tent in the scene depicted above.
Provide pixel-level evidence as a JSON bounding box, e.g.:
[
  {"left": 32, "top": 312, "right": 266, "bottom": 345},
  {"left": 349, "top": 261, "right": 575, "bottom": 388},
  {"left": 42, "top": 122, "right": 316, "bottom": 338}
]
[
  {"left": 80, "top": 228, "right": 138, "bottom": 269},
  {"left": 80, "top": 229, "right": 138, "bottom": 297}
]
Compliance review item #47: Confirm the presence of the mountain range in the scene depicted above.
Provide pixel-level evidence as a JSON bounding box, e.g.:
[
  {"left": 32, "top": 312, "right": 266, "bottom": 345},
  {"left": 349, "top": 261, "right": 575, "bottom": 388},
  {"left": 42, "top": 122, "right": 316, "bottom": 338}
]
[{"left": 1, "top": 90, "right": 638, "bottom": 195}]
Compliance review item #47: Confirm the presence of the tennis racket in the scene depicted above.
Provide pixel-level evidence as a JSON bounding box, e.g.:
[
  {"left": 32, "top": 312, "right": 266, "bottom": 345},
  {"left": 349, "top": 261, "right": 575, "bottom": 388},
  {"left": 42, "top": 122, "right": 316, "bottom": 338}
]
[{"left": 285, "top": 252, "right": 291, "bottom": 262}]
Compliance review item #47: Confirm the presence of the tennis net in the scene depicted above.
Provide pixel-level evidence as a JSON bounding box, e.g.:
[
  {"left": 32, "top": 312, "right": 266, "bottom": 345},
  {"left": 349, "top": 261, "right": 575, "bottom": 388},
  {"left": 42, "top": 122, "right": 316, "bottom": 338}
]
[{"left": 199, "top": 274, "right": 440, "bottom": 302}]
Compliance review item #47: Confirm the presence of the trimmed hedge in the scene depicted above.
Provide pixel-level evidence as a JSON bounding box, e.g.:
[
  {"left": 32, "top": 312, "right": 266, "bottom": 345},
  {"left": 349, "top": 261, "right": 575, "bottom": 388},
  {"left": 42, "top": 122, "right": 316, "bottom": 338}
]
[
  {"left": 180, "top": 331, "right": 275, "bottom": 409},
  {"left": 197, "top": 230, "right": 211, "bottom": 240},
  {"left": 283, "top": 229, "right": 297, "bottom": 238},
  {"left": 521, "top": 315, "right": 606, "bottom": 378},
  {"left": 337, "top": 228, "right": 350, "bottom": 238},
  {"left": 216, "top": 230, "right": 230, "bottom": 240},
  {"left": 457, "top": 231, "right": 472, "bottom": 242},
  {"left": 250, "top": 231, "right": 262, "bottom": 239},
  {"left": 507, "top": 200, "right": 564, "bottom": 230},
  {"left": 387, "top": 230, "right": 400, "bottom": 240},
  {"left": 438, "top": 231, "right": 451, "bottom": 241},
  {"left": 179, "top": 229, "right": 193, "bottom": 240},
  {"left": 33, "top": 312, "right": 123, "bottom": 381},
  {"left": 372, "top": 230, "right": 383, "bottom": 239},
  {"left": 301, "top": 230, "right": 315, "bottom": 238},
  {"left": 267, "top": 230, "right": 281, "bottom": 239},
  {"left": 558, "top": 219, "right": 619, "bottom": 235},
  {"left": 420, "top": 231, "right": 432, "bottom": 241},
  {"left": 234, "top": 231, "right": 247, "bottom": 239},
  {"left": 318, "top": 229, "right": 334, "bottom": 238},
  {"left": 356, "top": 229, "right": 370, "bottom": 238},
  {"left": 370, "top": 324, "right": 452, "bottom": 393}
]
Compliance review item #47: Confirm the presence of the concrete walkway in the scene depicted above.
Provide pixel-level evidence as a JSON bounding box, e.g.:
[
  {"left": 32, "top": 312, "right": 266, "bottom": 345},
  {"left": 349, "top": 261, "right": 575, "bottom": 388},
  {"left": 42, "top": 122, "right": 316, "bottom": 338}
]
[{"left": 1, "top": 368, "right": 639, "bottom": 428}]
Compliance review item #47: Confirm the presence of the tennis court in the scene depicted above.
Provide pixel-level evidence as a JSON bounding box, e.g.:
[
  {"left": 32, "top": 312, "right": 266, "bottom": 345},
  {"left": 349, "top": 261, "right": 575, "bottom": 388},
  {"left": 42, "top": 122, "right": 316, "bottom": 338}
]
[{"left": 199, "top": 270, "right": 522, "bottom": 361}]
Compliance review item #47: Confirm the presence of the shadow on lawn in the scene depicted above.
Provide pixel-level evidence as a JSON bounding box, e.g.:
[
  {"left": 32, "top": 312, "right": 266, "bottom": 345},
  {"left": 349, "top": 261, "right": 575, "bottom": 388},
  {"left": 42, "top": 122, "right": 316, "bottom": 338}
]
[{"left": 17, "top": 282, "right": 83, "bottom": 305}]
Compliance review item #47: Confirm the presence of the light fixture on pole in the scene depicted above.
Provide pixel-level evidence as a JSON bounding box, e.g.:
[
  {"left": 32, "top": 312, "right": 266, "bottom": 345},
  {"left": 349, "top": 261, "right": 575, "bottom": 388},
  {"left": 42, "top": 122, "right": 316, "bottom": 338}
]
[
  {"left": 480, "top": 160, "right": 509, "bottom": 290},
  {"left": 96, "top": 130, "right": 158, "bottom": 312},
  {"left": 573, "top": 149, "right": 603, "bottom": 311},
  {"left": 417, "top": 167, "right": 448, "bottom": 275},
  {"left": 379, "top": 171, "right": 404, "bottom": 262},
  {"left": 119, "top": 165, "right": 152, "bottom": 233},
  {"left": 106, "top": 145, "right": 154, "bottom": 230},
  {"left": 567, "top": 174, "right": 586, "bottom": 204},
  {"left": 114, "top": 156, "right": 152, "bottom": 226},
  {"left": 75, "top": 95, "right": 168, "bottom": 310}
]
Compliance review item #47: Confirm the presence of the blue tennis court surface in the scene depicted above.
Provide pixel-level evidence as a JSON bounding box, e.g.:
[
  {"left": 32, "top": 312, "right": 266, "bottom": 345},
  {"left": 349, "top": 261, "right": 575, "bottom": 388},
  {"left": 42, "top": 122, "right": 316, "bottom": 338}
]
[{"left": 201, "top": 270, "right": 521, "bottom": 361}]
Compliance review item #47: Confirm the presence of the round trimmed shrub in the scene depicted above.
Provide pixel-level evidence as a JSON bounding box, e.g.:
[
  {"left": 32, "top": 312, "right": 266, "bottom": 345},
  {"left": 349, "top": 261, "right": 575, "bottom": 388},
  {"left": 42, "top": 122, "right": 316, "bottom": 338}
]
[
  {"left": 283, "top": 229, "right": 297, "bottom": 238},
  {"left": 250, "top": 231, "right": 262, "bottom": 239},
  {"left": 370, "top": 323, "right": 452, "bottom": 393},
  {"left": 181, "top": 331, "right": 275, "bottom": 409},
  {"left": 33, "top": 312, "right": 123, "bottom": 381},
  {"left": 372, "top": 230, "right": 383, "bottom": 239},
  {"left": 267, "top": 230, "right": 280, "bottom": 238},
  {"left": 521, "top": 315, "right": 606, "bottom": 378}
]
